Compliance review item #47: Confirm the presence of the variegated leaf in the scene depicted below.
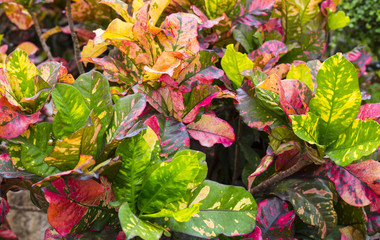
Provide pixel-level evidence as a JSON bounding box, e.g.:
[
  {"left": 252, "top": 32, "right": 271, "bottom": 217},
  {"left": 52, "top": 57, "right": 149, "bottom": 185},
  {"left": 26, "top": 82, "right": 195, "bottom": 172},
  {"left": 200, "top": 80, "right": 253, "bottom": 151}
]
[
  {"left": 286, "top": 63, "right": 314, "bottom": 92},
  {"left": 326, "top": 119, "right": 380, "bottom": 166},
  {"left": 187, "top": 114, "right": 235, "bottom": 147},
  {"left": 165, "top": 180, "right": 257, "bottom": 238},
  {"left": 43, "top": 177, "right": 117, "bottom": 236},
  {"left": 256, "top": 197, "right": 296, "bottom": 239},
  {"left": 0, "top": 153, "right": 35, "bottom": 179},
  {"left": 309, "top": 53, "right": 361, "bottom": 145},
  {"left": 3, "top": 2, "right": 33, "bottom": 30},
  {"left": 273, "top": 178, "right": 337, "bottom": 238}
]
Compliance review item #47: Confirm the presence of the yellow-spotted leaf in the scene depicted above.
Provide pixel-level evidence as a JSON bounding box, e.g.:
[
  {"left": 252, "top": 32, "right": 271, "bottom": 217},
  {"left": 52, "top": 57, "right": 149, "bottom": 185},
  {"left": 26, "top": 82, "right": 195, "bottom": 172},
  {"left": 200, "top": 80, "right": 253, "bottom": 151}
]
[
  {"left": 100, "top": 0, "right": 132, "bottom": 23},
  {"left": 101, "top": 19, "right": 134, "bottom": 41},
  {"left": 45, "top": 112, "right": 101, "bottom": 171},
  {"left": 119, "top": 202, "right": 163, "bottom": 240},
  {"left": 221, "top": 44, "right": 254, "bottom": 88},
  {"left": 309, "top": 53, "right": 361, "bottom": 145},
  {"left": 165, "top": 180, "right": 257, "bottom": 238},
  {"left": 204, "top": 0, "right": 237, "bottom": 19},
  {"left": 326, "top": 119, "right": 380, "bottom": 166},
  {"left": 141, "top": 203, "right": 201, "bottom": 222},
  {"left": 51, "top": 83, "right": 91, "bottom": 140},
  {"left": 290, "top": 112, "right": 320, "bottom": 146},
  {"left": 16, "top": 42, "right": 38, "bottom": 55},
  {"left": 287, "top": 63, "right": 314, "bottom": 92},
  {"left": 149, "top": 0, "right": 171, "bottom": 26}
]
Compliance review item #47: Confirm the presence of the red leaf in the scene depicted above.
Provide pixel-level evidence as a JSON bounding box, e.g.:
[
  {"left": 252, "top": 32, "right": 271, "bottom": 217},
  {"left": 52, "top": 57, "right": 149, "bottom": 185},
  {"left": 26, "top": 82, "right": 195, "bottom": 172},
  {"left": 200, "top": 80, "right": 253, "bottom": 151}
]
[
  {"left": 244, "top": 226, "right": 263, "bottom": 240},
  {"left": 357, "top": 103, "right": 380, "bottom": 123},
  {"left": 43, "top": 177, "right": 115, "bottom": 236},
  {"left": 186, "top": 114, "right": 235, "bottom": 147},
  {"left": 345, "top": 160, "right": 380, "bottom": 196},
  {"left": 0, "top": 97, "right": 40, "bottom": 139},
  {"left": 275, "top": 142, "right": 302, "bottom": 172},
  {"left": 249, "top": 40, "right": 288, "bottom": 70},
  {"left": 326, "top": 160, "right": 380, "bottom": 211},
  {"left": 279, "top": 79, "right": 312, "bottom": 120},
  {"left": 0, "top": 220, "right": 17, "bottom": 240}
]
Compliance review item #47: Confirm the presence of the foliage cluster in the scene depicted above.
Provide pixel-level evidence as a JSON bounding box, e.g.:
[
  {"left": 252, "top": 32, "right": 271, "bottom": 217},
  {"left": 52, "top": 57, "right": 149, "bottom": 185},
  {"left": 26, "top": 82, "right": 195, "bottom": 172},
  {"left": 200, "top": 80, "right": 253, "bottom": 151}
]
[{"left": 0, "top": 0, "right": 379, "bottom": 239}]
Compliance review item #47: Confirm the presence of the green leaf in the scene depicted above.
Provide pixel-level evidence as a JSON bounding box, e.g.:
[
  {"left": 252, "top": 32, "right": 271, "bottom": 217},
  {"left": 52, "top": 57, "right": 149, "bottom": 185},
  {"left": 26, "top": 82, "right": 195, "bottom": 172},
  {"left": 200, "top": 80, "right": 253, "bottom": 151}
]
[
  {"left": 52, "top": 83, "right": 91, "bottom": 140},
  {"left": 287, "top": 63, "right": 314, "bottom": 92},
  {"left": 112, "top": 130, "right": 153, "bottom": 213},
  {"left": 45, "top": 112, "right": 101, "bottom": 171},
  {"left": 328, "top": 10, "right": 350, "bottom": 30},
  {"left": 141, "top": 203, "right": 201, "bottom": 222},
  {"left": 273, "top": 178, "right": 337, "bottom": 238},
  {"left": 280, "top": 0, "right": 301, "bottom": 43},
  {"left": 73, "top": 71, "right": 114, "bottom": 147},
  {"left": 165, "top": 180, "right": 257, "bottom": 238},
  {"left": 288, "top": 0, "right": 323, "bottom": 26},
  {"left": 119, "top": 202, "right": 163, "bottom": 240},
  {"left": 326, "top": 119, "right": 380, "bottom": 166},
  {"left": 221, "top": 44, "right": 254, "bottom": 88},
  {"left": 137, "top": 150, "right": 201, "bottom": 214},
  {"left": 308, "top": 53, "right": 361, "bottom": 145},
  {"left": 232, "top": 25, "right": 257, "bottom": 53},
  {"left": 204, "top": 0, "right": 237, "bottom": 19},
  {"left": 11, "top": 122, "right": 60, "bottom": 177},
  {"left": 290, "top": 112, "right": 320, "bottom": 146}
]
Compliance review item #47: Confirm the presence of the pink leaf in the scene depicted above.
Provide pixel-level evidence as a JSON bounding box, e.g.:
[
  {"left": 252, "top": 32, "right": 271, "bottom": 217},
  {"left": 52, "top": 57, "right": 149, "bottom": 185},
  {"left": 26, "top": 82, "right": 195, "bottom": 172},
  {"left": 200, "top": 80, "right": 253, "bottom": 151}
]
[
  {"left": 249, "top": 40, "right": 288, "bottom": 70},
  {"left": 357, "top": 103, "right": 380, "bottom": 123},
  {"left": 247, "top": 148, "right": 274, "bottom": 191},
  {"left": 187, "top": 114, "right": 235, "bottom": 147},
  {"left": 0, "top": 97, "right": 40, "bottom": 139}
]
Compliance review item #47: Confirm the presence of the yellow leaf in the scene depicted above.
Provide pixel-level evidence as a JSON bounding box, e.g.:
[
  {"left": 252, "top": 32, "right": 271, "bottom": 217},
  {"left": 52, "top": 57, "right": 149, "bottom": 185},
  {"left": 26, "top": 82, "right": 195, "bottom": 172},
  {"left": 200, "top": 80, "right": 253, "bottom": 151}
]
[
  {"left": 256, "top": 74, "right": 280, "bottom": 94},
  {"left": 3, "top": 3, "right": 33, "bottom": 30},
  {"left": 100, "top": 0, "right": 133, "bottom": 23},
  {"left": 143, "top": 51, "right": 183, "bottom": 82},
  {"left": 149, "top": 0, "right": 171, "bottom": 26},
  {"left": 81, "top": 40, "right": 108, "bottom": 65},
  {"left": 16, "top": 42, "right": 39, "bottom": 55},
  {"left": 102, "top": 19, "right": 134, "bottom": 41}
]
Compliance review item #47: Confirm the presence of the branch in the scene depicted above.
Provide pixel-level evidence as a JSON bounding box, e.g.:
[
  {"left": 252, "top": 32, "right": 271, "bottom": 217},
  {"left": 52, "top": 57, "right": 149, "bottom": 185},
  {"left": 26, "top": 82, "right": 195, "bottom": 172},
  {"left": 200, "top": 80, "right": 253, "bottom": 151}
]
[
  {"left": 66, "top": 0, "right": 85, "bottom": 74},
  {"left": 250, "top": 155, "right": 312, "bottom": 195},
  {"left": 29, "top": 10, "right": 54, "bottom": 61},
  {"left": 232, "top": 117, "right": 242, "bottom": 184}
]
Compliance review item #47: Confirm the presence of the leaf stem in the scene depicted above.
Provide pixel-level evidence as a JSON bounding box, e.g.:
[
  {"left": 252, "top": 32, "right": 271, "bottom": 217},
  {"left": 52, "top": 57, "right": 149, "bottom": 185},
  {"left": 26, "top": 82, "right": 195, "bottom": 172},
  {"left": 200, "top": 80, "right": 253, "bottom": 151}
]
[
  {"left": 66, "top": 0, "right": 85, "bottom": 74},
  {"left": 250, "top": 153, "right": 312, "bottom": 195},
  {"left": 232, "top": 117, "right": 242, "bottom": 184},
  {"left": 28, "top": 10, "right": 54, "bottom": 61}
]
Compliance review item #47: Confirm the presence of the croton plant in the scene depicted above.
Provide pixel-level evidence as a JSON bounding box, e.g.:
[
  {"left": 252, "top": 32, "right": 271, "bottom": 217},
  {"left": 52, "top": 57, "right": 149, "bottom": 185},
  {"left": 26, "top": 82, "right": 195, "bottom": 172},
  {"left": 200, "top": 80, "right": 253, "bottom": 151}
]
[{"left": 0, "top": 0, "right": 379, "bottom": 239}]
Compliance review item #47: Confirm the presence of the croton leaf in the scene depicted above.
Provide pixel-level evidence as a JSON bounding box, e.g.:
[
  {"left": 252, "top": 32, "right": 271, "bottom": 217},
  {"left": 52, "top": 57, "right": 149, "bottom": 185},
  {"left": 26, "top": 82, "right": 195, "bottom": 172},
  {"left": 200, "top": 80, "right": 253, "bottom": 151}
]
[
  {"left": 249, "top": 40, "right": 288, "bottom": 71},
  {"left": 366, "top": 206, "right": 380, "bottom": 236},
  {"left": 106, "top": 92, "right": 146, "bottom": 143},
  {"left": 325, "top": 160, "right": 376, "bottom": 209},
  {"left": 3, "top": 2, "right": 33, "bottom": 30},
  {"left": 357, "top": 103, "right": 380, "bottom": 123},
  {"left": 119, "top": 202, "right": 163, "bottom": 240},
  {"left": 9, "top": 122, "right": 60, "bottom": 177},
  {"left": 0, "top": 96, "right": 40, "bottom": 139},
  {"left": 288, "top": 0, "right": 323, "bottom": 26},
  {"left": 112, "top": 130, "right": 154, "bottom": 213},
  {"left": 52, "top": 83, "right": 91, "bottom": 140},
  {"left": 286, "top": 63, "right": 314, "bottom": 92},
  {"left": 165, "top": 180, "right": 257, "bottom": 238},
  {"left": 45, "top": 112, "right": 101, "bottom": 171},
  {"left": 203, "top": 0, "right": 236, "bottom": 19},
  {"left": 37, "top": 61, "right": 64, "bottom": 86},
  {"left": 43, "top": 177, "right": 117, "bottom": 236},
  {"left": 326, "top": 119, "right": 380, "bottom": 166},
  {"left": 0, "top": 153, "right": 36, "bottom": 179},
  {"left": 279, "top": 0, "right": 301, "bottom": 43},
  {"left": 16, "top": 41, "right": 38, "bottom": 55},
  {"left": 221, "top": 44, "right": 254, "bottom": 88},
  {"left": 256, "top": 197, "right": 296, "bottom": 239},
  {"left": 99, "top": 0, "right": 132, "bottom": 23},
  {"left": 0, "top": 198, "right": 8, "bottom": 224},
  {"left": 247, "top": 153, "right": 274, "bottom": 191},
  {"left": 273, "top": 178, "right": 337, "bottom": 238},
  {"left": 236, "top": 81, "right": 287, "bottom": 131},
  {"left": 187, "top": 114, "right": 235, "bottom": 147},
  {"left": 279, "top": 79, "right": 312, "bottom": 120},
  {"left": 308, "top": 53, "right": 361, "bottom": 145},
  {"left": 182, "top": 85, "right": 219, "bottom": 123},
  {"left": 44, "top": 227, "right": 124, "bottom": 240},
  {"left": 327, "top": 10, "right": 349, "bottom": 30},
  {"left": 137, "top": 150, "right": 201, "bottom": 214}
]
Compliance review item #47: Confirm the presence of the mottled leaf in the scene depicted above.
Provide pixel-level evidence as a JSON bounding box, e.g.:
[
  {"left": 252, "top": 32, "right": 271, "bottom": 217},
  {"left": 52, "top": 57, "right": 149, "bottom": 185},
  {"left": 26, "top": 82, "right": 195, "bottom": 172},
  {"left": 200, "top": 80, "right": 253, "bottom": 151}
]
[
  {"left": 165, "top": 180, "right": 257, "bottom": 238},
  {"left": 16, "top": 42, "right": 38, "bottom": 55},
  {"left": 99, "top": 0, "right": 132, "bottom": 23},
  {"left": 221, "top": 44, "right": 254, "bottom": 88},
  {"left": 203, "top": 0, "right": 237, "bottom": 19},
  {"left": 250, "top": 40, "right": 287, "bottom": 70},
  {"left": 0, "top": 153, "right": 35, "bottom": 179},
  {"left": 0, "top": 97, "right": 40, "bottom": 139},
  {"left": 291, "top": 112, "right": 321, "bottom": 146},
  {"left": 137, "top": 150, "right": 200, "bottom": 214},
  {"left": 149, "top": 0, "right": 171, "bottom": 26},
  {"left": 3, "top": 2, "right": 33, "bottom": 30},
  {"left": 288, "top": 0, "right": 323, "bottom": 25},
  {"left": 106, "top": 93, "right": 146, "bottom": 143},
  {"left": 43, "top": 177, "right": 117, "bottom": 236},
  {"left": 309, "top": 53, "right": 361, "bottom": 145},
  {"left": 357, "top": 103, "right": 380, "bottom": 123},
  {"left": 273, "top": 178, "right": 337, "bottom": 238},
  {"left": 326, "top": 119, "right": 380, "bottom": 166},
  {"left": 286, "top": 63, "right": 314, "bottom": 92},
  {"left": 45, "top": 112, "right": 101, "bottom": 171},
  {"left": 256, "top": 197, "right": 296, "bottom": 239},
  {"left": 52, "top": 83, "right": 91, "bottom": 140},
  {"left": 119, "top": 202, "right": 163, "bottom": 240},
  {"left": 187, "top": 114, "right": 235, "bottom": 147}
]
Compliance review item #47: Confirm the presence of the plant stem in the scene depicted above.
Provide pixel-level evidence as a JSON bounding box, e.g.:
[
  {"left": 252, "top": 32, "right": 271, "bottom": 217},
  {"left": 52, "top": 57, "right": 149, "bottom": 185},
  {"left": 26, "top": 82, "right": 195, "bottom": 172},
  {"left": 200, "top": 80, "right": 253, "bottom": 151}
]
[
  {"left": 250, "top": 155, "right": 312, "bottom": 195},
  {"left": 66, "top": 0, "right": 85, "bottom": 74},
  {"left": 29, "top": 10, "right": 54, "bottom": 61},
  {"left": 232, "top": 117, "right": 242, "bottom": 184}
]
